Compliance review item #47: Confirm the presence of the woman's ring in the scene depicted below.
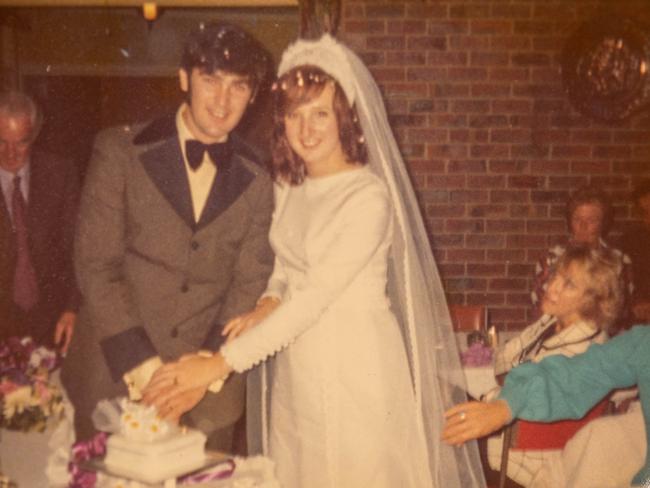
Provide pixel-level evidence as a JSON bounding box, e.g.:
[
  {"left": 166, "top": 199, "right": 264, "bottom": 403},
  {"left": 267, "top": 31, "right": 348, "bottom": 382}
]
[{"left": 458, "top": 411, "right": 466, "bottom": 421}]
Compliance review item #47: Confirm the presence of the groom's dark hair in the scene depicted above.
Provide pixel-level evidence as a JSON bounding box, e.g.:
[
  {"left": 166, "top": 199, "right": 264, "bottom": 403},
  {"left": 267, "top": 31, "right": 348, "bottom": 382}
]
[{"left": 180, "top": 22, "right": 272, "bottom": 97}]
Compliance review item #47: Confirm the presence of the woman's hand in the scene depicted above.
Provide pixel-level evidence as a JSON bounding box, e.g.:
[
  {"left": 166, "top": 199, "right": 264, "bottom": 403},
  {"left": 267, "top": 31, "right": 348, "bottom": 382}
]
[
  {"left": 222, "top": 296, "right": 280, "bottom": 342},
  {"left": 141, "top": 353, "right": 232, "bottom": 418},
  {"left": 442, "top": 400, "right": 512, "bottom": 446}
]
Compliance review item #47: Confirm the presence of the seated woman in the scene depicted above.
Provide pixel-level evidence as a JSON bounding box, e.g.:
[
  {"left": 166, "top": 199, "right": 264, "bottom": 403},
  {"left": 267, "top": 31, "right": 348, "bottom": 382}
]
[
  {"left": 486, "top": 244, "right": 624, "bottom": 487},
  {"left": 531, "top": 185, "right": 632, "bottom": 323},
  {"left": 443, "top": 325, "right": 650, "bottom": 487}
]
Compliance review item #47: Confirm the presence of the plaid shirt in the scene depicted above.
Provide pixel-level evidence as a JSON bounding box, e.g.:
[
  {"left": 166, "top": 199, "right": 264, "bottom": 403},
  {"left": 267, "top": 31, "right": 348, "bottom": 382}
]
[{"left": 487, "top": 317, "right": 608, "bottom": 486}]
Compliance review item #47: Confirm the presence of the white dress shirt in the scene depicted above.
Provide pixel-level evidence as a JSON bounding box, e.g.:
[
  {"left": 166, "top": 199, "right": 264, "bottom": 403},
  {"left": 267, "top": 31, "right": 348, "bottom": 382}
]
[
  {"left": 176, "top": 104, "right": 219, "bottom": 223},
  {"left": 0, "top": 163, "right": 30, "bottom": 226}
]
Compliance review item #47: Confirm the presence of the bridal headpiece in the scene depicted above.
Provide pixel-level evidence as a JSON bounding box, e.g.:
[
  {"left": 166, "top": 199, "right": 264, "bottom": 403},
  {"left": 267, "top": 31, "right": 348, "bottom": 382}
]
[{"left": 277, "top": 34, "right": 356, "bottom": 105}]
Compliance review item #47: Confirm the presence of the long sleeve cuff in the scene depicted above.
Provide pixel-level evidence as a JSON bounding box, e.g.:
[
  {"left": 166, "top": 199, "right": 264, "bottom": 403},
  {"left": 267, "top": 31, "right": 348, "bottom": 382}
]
[
  {"left": 100, "top": 326, "right": 158, "bottom": 382},
  {"left": 197, "top": 350, "right": 226, "bottom": 393},
  {"left": 123, "top": 356, "right": 163, "bottom": 400},
  {"left": 201, "top": 321, "right": 226, "bottom": 352}
]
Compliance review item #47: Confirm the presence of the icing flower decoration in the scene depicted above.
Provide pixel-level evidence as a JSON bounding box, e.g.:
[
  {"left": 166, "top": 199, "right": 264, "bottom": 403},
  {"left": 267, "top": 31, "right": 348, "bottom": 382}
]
[{"left": 118, "top": 399, "right": 172, "bottom": 442}]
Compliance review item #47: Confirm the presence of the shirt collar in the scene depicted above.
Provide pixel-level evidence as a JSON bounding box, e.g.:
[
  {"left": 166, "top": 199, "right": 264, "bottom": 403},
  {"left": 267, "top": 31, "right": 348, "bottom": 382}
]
[
  {"left": 0, "top": 162, "right": 30, "bottom": 199},
  {"left": 568, "top": 237, "right": 609, "bottom": 249},
  {"left": 546, "top": 319, "right": 604, "bottom": 347},
  {"left": 176, "top": 104, "right": 192, "bottom": 168}
]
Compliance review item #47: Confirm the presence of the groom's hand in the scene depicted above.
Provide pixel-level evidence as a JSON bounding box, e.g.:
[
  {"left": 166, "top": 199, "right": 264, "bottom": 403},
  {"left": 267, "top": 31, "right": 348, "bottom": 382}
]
[{"left": 156, "top": 386, "right": 208, "bottom": 423}]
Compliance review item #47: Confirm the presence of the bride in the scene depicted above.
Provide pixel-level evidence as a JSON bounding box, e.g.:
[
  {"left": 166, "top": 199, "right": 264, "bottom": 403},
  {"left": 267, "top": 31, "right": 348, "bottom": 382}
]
[{"left": 143, "top": 34, "right": 485, "bottom": 488}]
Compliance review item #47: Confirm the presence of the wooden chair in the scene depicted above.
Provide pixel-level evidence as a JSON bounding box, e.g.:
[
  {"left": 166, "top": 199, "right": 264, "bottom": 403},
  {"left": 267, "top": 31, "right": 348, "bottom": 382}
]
[
  {"left": 496, "top": 382, "right": 612, "bottom": 488},
  {"left": 449, "top": 304, "right": 488, "bottom": 332}
]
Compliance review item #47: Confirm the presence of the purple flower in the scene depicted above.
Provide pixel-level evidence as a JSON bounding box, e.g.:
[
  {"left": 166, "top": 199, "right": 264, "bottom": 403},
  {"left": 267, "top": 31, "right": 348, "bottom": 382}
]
[
  {"left": 68, "top": 432, "right": 108, "bottom": 488},
  {"left": 0, "top": 336, "right": 63, "bottom": 432},
  {"left": 461, "top": 343, "right": 494, "bottom": 367}
]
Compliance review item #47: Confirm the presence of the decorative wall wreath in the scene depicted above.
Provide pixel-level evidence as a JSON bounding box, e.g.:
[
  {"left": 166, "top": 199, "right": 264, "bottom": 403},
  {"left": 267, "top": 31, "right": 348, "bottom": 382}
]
[{"left": 561, "top": 16, "right": 650, "bottom": 123}]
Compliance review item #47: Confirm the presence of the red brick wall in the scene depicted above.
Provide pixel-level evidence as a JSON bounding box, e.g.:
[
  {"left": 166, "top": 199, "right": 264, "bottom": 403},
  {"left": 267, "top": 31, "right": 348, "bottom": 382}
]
[{"left": 338, "top": 0, "right": 650, "bottom": 331}]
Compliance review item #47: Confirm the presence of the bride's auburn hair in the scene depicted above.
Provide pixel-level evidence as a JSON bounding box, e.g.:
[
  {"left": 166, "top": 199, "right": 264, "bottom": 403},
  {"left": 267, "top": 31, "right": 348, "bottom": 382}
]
[{"left": 271, "top": 65, "right": 367, "bottom": 185}]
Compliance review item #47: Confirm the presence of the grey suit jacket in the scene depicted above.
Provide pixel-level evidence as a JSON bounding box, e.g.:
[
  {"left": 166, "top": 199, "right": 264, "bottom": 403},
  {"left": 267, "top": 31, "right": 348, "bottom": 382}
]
[{"left": 61, "top": 114, "right": 274, "bottom": 439}]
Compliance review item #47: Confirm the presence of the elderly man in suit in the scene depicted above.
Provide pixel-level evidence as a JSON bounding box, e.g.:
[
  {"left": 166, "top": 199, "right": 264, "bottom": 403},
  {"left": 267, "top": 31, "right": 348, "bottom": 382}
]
[
  {"left": 0, "top": 91, "right": 79, "bottom": 349},
  {"left": 61, "top": 22, "right": 275, "bottom": 450}
]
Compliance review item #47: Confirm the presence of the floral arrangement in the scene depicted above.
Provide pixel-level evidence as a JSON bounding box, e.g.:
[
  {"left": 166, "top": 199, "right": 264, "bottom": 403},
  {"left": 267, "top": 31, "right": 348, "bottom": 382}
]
[
  {"left": 0, "top": 336, "right": 63, "bottom": 432},
  {"left": 460, "top": 342, "right": 494, "bottom": 367}
]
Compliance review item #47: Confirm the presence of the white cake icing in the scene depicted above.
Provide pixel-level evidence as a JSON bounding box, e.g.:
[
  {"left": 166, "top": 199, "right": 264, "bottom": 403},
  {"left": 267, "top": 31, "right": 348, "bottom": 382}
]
[{"left": 103, "top": 400, "right": 207, "bottom": 483}]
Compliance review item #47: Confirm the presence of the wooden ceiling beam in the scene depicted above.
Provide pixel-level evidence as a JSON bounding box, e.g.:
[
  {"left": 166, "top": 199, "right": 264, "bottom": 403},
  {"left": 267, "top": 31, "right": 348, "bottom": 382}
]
[{"left": 0, "top": 0, "right": 296, "bottom": 7}]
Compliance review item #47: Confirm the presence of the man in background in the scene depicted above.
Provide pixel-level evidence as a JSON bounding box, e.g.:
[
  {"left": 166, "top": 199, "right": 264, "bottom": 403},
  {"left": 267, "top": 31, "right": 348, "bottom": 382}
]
[
  {"left": 621, "top": 179, "right": 650, "bottom": 322},
  {"left": 0, "top": 90, "right": 79, "bottom": 350},
  {"left": 61, "top": 22, "right": 274, "bottom": 452}
]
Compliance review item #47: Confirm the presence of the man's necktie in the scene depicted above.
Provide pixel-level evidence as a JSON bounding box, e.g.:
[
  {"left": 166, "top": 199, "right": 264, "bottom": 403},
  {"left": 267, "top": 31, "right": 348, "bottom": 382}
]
[
  {"left": 11, "top": 176, "right": 39, "bottom": 311},
  {"left": 185, "top": 139, "right": 232, "bottom": 170}
]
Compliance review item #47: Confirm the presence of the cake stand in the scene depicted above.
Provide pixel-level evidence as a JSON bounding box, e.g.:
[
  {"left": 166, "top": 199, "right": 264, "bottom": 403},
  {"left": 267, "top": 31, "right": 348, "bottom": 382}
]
[{"left": 82, "top": 451, "right": 233, "bottom": 487}]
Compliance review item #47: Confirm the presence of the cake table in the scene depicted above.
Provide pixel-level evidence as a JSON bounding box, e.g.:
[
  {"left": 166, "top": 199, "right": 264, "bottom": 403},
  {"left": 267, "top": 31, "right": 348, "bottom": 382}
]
[{"left": 83, "top": 453, "right": 280, "bottom": 488}]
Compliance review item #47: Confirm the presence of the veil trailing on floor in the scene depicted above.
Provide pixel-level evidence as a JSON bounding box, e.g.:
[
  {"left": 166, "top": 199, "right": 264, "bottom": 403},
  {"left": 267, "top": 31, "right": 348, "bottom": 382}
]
[{"left": 247, "top": 34, "right": 485, "bottom": 487}]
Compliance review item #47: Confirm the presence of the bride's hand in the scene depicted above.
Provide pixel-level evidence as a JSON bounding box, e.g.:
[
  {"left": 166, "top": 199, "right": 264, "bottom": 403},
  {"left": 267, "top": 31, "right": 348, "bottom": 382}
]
[
  {"left": 222, "top": 296, "right": 280, "bottom": 342},
  {"left": 141, "top": 353, "right": 232, "bottom": 411}
]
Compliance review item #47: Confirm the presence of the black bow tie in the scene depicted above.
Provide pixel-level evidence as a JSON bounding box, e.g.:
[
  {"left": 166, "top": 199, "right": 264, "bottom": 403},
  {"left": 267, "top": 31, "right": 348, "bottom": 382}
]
[{"left": 185, "top": 139, "right": 232, "bottom": 170}]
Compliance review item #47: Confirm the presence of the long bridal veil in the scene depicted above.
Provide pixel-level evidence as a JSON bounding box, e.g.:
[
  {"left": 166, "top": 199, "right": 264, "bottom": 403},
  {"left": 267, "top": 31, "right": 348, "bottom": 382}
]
[{"left": 248, "top": 34, "right": 486, "bottom": 487}]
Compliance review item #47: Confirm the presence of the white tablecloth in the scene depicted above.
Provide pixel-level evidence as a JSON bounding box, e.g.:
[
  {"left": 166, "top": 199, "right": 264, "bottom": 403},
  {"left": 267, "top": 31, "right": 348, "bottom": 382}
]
[
  {"left": 0, "top": 371, "right": 75, "bottom": 487},
  {"left": 190, "top": 456, "right": 280, "bottom": 488},
  {"left": 462, "top": 366, "right": 498, "bottom": 400},
  {"left": 95, "top": 456, "right": 280, "bottom": 488}
]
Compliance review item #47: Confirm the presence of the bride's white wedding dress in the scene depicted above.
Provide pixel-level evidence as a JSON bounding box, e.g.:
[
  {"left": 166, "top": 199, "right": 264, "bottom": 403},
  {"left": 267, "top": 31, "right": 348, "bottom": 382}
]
[{"left": 221, "top": 166, "right": 431, "bottom": 488}]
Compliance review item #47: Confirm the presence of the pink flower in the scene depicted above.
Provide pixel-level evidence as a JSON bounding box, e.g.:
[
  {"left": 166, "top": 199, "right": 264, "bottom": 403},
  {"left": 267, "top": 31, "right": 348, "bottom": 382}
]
[
  {"left": 34, "top": 380, "right": 53, "bottom": 403},
  {"left": 0, "top": 380, "right": 19, "bottom": 395}
]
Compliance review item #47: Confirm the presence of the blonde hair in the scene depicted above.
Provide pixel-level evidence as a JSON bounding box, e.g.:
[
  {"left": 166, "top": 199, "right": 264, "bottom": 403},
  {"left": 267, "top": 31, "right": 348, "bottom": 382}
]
[{"left": 555, "top": 245, "right": 624, "bottom": 332}]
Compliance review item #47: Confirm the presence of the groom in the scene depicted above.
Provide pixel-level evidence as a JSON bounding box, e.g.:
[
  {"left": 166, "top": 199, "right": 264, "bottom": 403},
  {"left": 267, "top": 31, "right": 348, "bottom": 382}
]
[{"left": 61, "top": 22, "right": 274, "bottom": 451}]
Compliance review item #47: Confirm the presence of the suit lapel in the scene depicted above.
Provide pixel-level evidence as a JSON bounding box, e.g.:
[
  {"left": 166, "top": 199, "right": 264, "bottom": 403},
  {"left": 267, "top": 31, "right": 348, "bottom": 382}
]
[
  {"left": 0, "top": 184, "right": 11, "bottom": 230},
  {"left": 135, "top": 114, "right": 259, "bottom": 231},
  {"left": 0, "top": 181, "right": 13, "bottom": 264},
  {"left": 138, "top": 129, "right": 195, "bottom": 230},
  {"left": 27, "top": 153, "right": 50, "bottom": 244},
  {"left": 196, "top": 153, "right": 255, "bottom": 230}
]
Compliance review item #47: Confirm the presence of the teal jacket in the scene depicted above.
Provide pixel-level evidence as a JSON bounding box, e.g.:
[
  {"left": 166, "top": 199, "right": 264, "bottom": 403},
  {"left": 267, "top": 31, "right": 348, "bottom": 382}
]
[{"left": 499, "top": 325, "right": 650, "bottom": 486}]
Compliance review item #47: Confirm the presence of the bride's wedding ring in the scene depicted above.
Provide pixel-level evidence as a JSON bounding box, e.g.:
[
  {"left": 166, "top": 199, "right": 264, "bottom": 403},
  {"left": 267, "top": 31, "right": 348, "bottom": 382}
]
[{"left": 458, "top": 411, "right": 467, "bottom": 421}]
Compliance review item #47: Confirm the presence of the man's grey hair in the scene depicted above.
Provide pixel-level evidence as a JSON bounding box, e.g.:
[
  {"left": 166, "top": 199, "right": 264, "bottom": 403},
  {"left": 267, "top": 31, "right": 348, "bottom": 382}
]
[{"left": 0, "top": 91, "right": 43, "bottom": 140}]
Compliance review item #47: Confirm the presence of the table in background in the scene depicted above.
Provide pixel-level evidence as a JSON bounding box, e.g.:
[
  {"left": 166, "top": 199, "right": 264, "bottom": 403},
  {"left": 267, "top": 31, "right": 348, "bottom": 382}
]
[{"left": 456, "top": 331, "right": 517, "bottom": 400}]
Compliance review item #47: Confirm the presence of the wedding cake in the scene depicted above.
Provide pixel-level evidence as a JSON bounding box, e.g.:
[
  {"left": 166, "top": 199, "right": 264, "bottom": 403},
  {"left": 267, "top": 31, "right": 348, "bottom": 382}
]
[{"left": 104, "top": 400, "right": 206, "bottom": 482}]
